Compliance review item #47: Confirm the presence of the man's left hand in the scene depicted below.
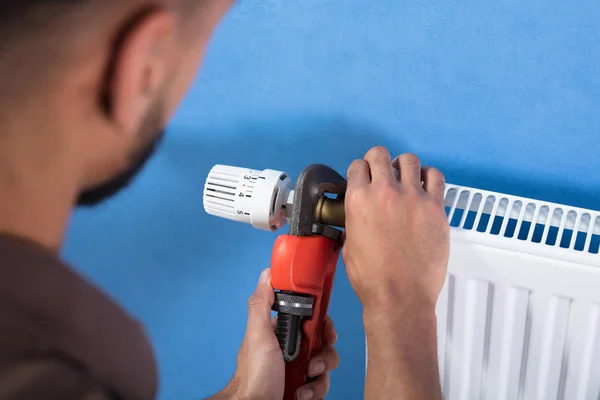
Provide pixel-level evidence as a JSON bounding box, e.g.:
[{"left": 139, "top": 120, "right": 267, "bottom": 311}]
[{"left": 211, "top": 268, "right": 339, "bottom": 400}]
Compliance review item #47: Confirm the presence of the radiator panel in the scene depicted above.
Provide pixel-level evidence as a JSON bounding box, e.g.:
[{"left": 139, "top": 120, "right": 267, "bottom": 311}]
[{"left": 437, "top": 185, "right": 600, "bottom": 400}]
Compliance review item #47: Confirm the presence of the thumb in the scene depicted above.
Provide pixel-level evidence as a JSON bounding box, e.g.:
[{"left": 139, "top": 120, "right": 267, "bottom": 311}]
[{"left": 246, "top": 268, "right": 275, "bottom": 341}]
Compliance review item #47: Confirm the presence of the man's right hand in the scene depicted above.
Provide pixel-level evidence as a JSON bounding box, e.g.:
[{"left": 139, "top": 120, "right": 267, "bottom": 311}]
[
  {"left": 343, "top": 146, "right": 449, "bottom": 313},
  {"left": 343, "top": 146, "right": 450, "bottom": 399}
]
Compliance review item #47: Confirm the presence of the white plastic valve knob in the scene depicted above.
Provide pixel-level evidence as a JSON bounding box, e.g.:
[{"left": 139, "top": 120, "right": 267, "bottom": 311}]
[{"left": 203, "top": 165, "right": 294, "bottom": 231}]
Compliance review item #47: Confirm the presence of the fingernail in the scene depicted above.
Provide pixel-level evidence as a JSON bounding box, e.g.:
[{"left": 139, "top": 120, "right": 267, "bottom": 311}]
[
  {"left": 259, "top": 268, "right": 271, "bottom": 284},
  {"left": 309, "top": 360, "right": 326, "bottom": 376},
  {"left": 297, "top": 388, "right": 314, "bottom": 400}
]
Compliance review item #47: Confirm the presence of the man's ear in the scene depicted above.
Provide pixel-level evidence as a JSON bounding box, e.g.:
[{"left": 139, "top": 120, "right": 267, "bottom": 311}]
[{"left": 107, "top": 8, "right": 177, "bottom": 137}]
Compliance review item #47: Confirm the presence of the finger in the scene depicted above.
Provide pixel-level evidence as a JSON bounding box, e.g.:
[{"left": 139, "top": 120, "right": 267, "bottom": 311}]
[
  {"left": 322, "top": 317, "right": 337, "bottom": 346},
  {"left": 393, "top": 153, "right": 422, "bottom": 187},
  {"left": 246, "top": 269, "right": 275, "bottom": 342},
  {"left": 422, "top": 166, "right": 446, "bottom": 203},
  {"left": 308, "top": 346, "right": 339, "bottom": 377},
  {"left": 296, "top": 374, "right": 330, "bottom": 400},
  {"left": 364, "top": 146, "right": 395, "bottom": 183},
  {"left": 347, "top": 159, "right": 370, "bottom": 188},
  {"left": 271, "top": 316, "right": 277, "bottom": 329}
]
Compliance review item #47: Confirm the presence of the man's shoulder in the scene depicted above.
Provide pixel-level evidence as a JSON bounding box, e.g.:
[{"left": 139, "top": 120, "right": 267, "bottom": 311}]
[
  {"left": 0, "top": 234, "right": 157, "bottom": 400},
  {"left": 0, "top": 357, "right": 116, "bottom": 400}
]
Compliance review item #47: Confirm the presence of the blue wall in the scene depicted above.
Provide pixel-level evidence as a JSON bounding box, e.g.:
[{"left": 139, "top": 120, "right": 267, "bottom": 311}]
[{"left": 63, "top": 1, "right": 600, "bottom": 399}]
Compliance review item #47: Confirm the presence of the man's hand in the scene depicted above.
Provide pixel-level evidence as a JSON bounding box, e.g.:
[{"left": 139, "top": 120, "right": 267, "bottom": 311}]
[
  {"left": 211, "top": 269, "right": 339, "bottom": 400},
  {"left": 344, "top": 147, "right": 449, "bottom": 313},
  {"left": 343, "top": 147, "right": 450, "bottom": 399}
]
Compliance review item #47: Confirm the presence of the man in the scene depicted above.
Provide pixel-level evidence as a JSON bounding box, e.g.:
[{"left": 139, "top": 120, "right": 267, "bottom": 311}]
[{"left": 0, "top": 1, "right": 450, "bottom": 399}]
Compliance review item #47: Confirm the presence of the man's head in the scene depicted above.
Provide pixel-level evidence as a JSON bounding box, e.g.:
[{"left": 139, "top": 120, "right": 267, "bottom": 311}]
[{"left": 0, "top": 0, "right": 233, "bottom": 206}]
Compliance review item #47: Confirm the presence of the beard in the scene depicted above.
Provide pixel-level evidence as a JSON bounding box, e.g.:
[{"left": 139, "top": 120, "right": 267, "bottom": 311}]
[{"left": 76, "top": 99, "right": 166, "bottom": 207}]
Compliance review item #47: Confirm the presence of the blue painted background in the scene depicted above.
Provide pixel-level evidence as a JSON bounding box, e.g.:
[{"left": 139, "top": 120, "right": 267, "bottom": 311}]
[{"left": 63, "top": 1, "right": 600, "bottom": 399}]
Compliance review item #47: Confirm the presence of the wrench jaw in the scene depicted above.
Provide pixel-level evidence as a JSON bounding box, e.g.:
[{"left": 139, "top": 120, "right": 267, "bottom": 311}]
[{"left": 288, "top": 164, "right": 347, "bottom": 238}]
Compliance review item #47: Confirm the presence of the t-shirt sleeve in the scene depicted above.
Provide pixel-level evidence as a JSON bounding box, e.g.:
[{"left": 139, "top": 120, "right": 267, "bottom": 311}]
[{"left": 0, "top": 357, "right": 117, "bottom": 400}]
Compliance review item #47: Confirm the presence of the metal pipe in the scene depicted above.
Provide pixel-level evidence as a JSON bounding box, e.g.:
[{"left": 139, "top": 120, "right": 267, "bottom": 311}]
[{"left": 315, "top": 197, "right": 345, "bottom": 227}]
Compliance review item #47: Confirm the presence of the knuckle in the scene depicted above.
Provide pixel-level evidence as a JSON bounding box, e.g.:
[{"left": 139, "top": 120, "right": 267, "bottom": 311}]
[
  {"left": 429, "top": 167, "right": 446, "bottom": 183},
  {"left": 327, "top": 349, "right": 340, "bottom": 369},
  {"left": 399, "top": 152, "right": 421, "bottom": 167},
  {"left": 301, "top": 375, "right": 331, "bottom": 399},
  {"left": 391, "top": 180, "right": 412, "bottom": 195},
  {"left": 247, "top": 292, "right": 262, "bottom": 310},
  {"left": 402, "top": 179, "right": 419, "bottom": 192},
  {"left": 378, "top": 189, "right": 403, "bottom": 213},
  {"left": 365, "top": 145, "right": 390, "bottom": 160},
  {"left": 345, "top": 187, "right": 368, "bottom": 209},
  {"left": 373, "top": 181, "right": 401, "bottom": 204},
  {"left": 341, "top": 245, "right": 349, "bottom": 260},
  {"left": 347, "top": 159, "right": 363, "bottom": 174},
  {"left": 379, "top": 181, "right": 399, "bottom": 198},
  {"left": 402, "top": 189, "right": 422, "bottom": 206},
  {"left": 423, "top": 195, "right": 442, "bottom": 210},
  {"left": 315, "top": 374, "right": 331, "bottom": 394},
  {"left": 429, "top": 193, "right": 447, "bottom": 210},
  {"left": 326, "top": 316, "right": 335, "bottom": 330}
]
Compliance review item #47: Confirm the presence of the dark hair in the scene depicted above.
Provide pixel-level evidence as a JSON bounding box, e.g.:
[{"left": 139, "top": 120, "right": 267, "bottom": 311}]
[
  {"left": 0, "top": 1, "right": 92, "bottom": 41},
  {"left": 0, "top": 1, "right": 105, "bottom": 106},
  {"left": 0, "top": 0, "right": 209, "bottom": 110}
]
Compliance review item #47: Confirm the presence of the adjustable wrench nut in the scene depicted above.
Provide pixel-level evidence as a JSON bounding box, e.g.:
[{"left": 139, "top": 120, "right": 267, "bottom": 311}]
[
  {"left": 273, "top": 292, "right": 314, "bottom": 317},
  {"left": 273, "top": 292, "right": 314, "bottom": 362}
]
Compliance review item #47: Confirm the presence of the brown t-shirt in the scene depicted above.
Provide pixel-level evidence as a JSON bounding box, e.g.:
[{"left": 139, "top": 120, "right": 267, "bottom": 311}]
[{"left": 0, "top": 235, "right": 157, "bottom": 400}]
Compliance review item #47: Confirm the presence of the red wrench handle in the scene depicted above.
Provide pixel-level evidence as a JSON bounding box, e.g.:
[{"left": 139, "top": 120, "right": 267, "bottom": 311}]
[{"left": 271, "top": 234, "right": 341, "bottom": 400}]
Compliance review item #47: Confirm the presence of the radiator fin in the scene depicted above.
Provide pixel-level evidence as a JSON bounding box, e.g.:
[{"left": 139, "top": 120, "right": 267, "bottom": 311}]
[
  {"left": 438, "top": 273, "right": 600, "bottom": 399},
  {"left": 444, "top": 186, "right": 600, "bottom": 255}
]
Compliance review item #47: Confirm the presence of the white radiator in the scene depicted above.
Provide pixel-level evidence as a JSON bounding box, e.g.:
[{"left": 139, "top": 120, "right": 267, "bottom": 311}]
[{"left": 436, "top": 185, "right": 600, "bottom": 400}]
